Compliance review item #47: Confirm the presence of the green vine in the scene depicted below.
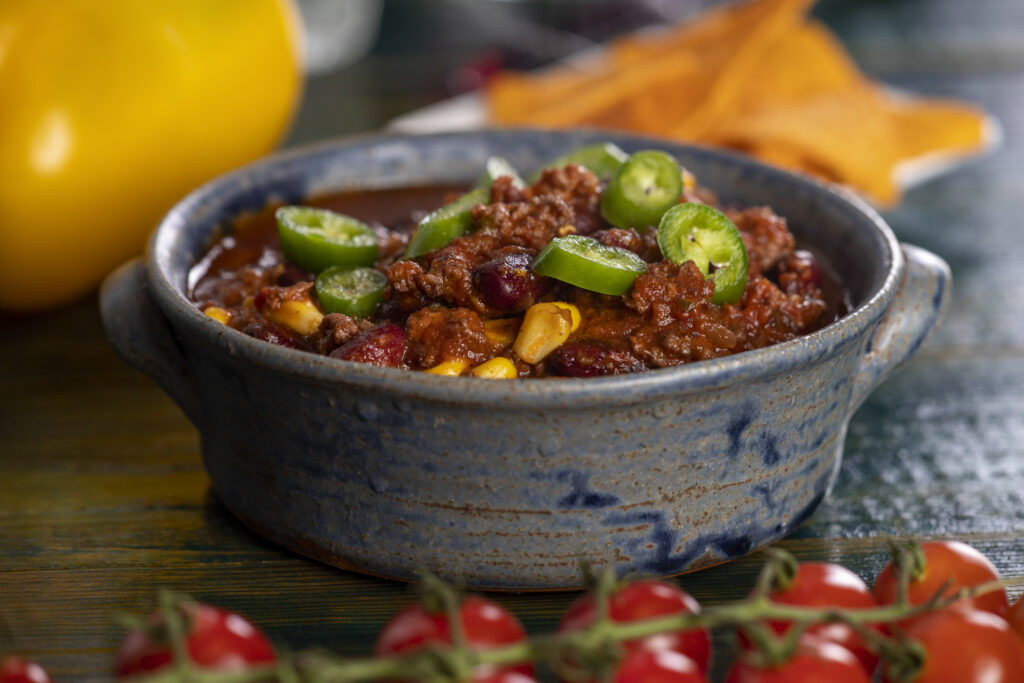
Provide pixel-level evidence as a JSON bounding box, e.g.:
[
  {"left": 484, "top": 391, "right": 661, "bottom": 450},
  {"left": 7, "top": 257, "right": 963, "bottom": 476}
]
[{"left": 119, "top": 547, "right": 1020, "bottom": 683}]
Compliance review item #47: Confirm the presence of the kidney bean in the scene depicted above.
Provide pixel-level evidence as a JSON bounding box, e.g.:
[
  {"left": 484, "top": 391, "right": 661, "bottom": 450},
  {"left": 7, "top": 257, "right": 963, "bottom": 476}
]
[
  {"left": 472, "top": 250, "right": 548, "bottom": 312},
  {"left": 243, "top": 319, "right": 302, "bottom": 349},
  {"left": 549, "top": 339, "right": 646, "bottom": 377},
  {"left": 330, "top": 323, "right": 406, "bottom": 368}
]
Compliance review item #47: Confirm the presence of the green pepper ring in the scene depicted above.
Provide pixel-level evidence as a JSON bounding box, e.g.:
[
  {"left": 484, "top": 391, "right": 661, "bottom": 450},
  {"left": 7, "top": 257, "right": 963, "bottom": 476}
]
[
  {"left": 531, "top": 234, "right": 649, "bottom": 296},
  {"left": 314, "top": 265, "right": 388, "bottom": 318},
  {"left": 600, "top": 150, "right": 683, "bottom": 231},
  {"left": 657, "top": 203, "right": 749, "bottom": 305},
  {"left": 276, "top": 206, "right": 378, "bottom": 274}
]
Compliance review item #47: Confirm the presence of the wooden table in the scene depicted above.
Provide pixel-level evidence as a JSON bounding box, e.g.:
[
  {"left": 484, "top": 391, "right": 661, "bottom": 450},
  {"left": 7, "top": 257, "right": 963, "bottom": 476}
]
[{"left": 2, "top": 0, "right": 1022, "bottom": 679}]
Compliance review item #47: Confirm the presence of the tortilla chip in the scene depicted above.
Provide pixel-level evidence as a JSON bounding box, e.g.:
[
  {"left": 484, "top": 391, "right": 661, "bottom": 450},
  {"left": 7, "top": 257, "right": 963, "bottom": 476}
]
[
  {"left": 708, "top": 86, "right": 903, "bottom": 205},
  {"left": 727, "top": 20, "right": 864, "bottom": 104},
  {"left": 483, "top": 0, "right": 992, "bottom": 205},
  {"left": 885, "top": 97, "right": 988, "bottom": 161}
]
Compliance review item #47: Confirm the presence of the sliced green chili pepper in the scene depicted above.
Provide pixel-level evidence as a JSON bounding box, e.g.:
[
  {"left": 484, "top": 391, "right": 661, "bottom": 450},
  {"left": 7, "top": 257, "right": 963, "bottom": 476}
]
[
  {"left": 404, "top": 187, "right": 489, "bottom": 259},
  {"left": 600, "top": 150, "right": 683, "bottom": 231},
  {"left": 529, "top": 142, "right": 629, "bottom": 182},
  {"left": 657, "top": 203, "right": 748, "bottom": 305},
  {"left": 314, "top": 265, "right": 387, "bottom": 318},
  {"left": 476, "top": 156, "right": 524, "bottom": 189},
  {"left": 531, "top": 235, "right": 648, "bottom": 296},
  {"left": 275, "top": 206, "right": 378, "bottom": 274}
]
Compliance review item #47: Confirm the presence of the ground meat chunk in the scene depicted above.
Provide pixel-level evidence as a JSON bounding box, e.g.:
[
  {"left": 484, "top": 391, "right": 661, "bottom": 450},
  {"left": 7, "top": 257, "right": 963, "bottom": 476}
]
[
  {"left": 624, "top": 261, "right": 716, "bottom": 327},
  {"left": 490, "top": 175, "right": 527, "bottom": 204},
  {"left": 774, "top": 249, "right": 824, "bottom": 298},
  {"left": 419, "top": 250, "right": 478, "bottom": 305},
  {"left": 404, "top": 307, "right": 496, "bottom": 368},
  {"left": 473, "top": 195, "right": 575, "bottom": 252},
  {"left": 623, "top": 262, "right": 745, "bottom": 366},
  {"left": 594, "top": 228, "right": 645, "bottom": 255},
  {"left": 736, "top": 276, "right": 828, "bottom": 346},
  {"left": 386, "top": 259, "right": 426, "bottom": 294},
  {"left": 193, "top": 264, "right": 275, "bottom": 308},
  {"left": 727, "top": 206, "right": 795, "bottom": 276},
  {"left": 254, "top": 281, "right": 315, "bottom": 312},
  {"left": 526, "top": 164, "right": 603, "bottom": 235},
  {"left": 385, "top": 233, "right": 501, "bottom": 312},
  {"left": 629, "top": 315, "right": 741, "bottom": 367},
  {"left": 315, "top": 313, "right": 374, "bottom": 354},
  {"left": 373, "top": 223, "right": 410, "bottom": 265}
]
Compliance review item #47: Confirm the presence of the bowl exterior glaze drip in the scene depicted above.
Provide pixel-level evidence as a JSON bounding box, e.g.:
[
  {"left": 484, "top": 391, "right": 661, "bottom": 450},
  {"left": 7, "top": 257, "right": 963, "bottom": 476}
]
[{"left": 101, "top": 129, "right": 949, "bottom": 590}]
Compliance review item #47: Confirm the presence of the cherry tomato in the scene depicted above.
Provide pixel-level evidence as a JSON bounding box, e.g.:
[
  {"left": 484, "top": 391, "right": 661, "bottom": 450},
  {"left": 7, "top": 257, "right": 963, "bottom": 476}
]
[
  {"left": 883, "top": 609, "right": 1024, "bottom": 682},
  {"left": 1, "top": 656, "right": 52, "bottom": 683},
  {"left": 613, "top": 649, "right": 707, "bottom": 683},
  {"left": 873, "top": 541, "right": 1008, "bottom": 626},
  {"left": 725, "top": 636, "right": 871, "bottom": 683},
  {"left": 115, "top": 601, "right": 276, "bottom": 678},
  {"left": 557, "top": 580, "right": 711, "bottom": 674},
  {"left": 1008, "top": 594, "right": 1024, "bottom": 642},
  {"left": 753, "top": 562, "right": 881, "bottom": 673},
  {"left": 373, "top": 595, "right": 532, "bottom": 676}
]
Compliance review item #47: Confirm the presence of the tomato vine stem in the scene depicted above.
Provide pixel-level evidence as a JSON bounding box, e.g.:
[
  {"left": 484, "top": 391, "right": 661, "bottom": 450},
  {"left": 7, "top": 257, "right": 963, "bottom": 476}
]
[{"left": 122, "top": 555, "right": 1023, "bottom": 683}]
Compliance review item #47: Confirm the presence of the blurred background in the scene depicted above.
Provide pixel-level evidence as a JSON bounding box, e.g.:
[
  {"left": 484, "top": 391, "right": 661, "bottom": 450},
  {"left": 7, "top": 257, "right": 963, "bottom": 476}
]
[{"left": 289, "top": 0, "right": 1019, "bottom": 141}]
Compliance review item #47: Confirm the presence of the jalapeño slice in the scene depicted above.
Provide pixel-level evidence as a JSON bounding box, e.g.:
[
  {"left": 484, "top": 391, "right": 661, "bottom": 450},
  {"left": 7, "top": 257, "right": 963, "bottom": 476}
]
[
  {"left": 315, "top": 265, "right": 387, "bottom": 318},
  {"left": 657, "top": 203, "right": 748, "bottom": 305},
  {"left": 405, "top": 187, "right": 489, "bottom": 259},
  {"left": 531, "top": 235, "right": 648, "bottom": 296},
  {"left": 275, "top": 206, "right": 378, "bottom": 273},
  {"left": 600, "top": 150, "right": 683, "bottom": 231},
  {"left": 476, "top": 156, "right": 524, "bottom": 189},
  {"left": 529, "top": 142, "right": 629, "bottom": 182}
]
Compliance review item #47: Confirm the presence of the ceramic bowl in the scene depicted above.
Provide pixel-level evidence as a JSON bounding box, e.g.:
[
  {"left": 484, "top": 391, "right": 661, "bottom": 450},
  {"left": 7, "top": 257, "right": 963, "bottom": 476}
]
[{"left": 100, "top": 129, "right": 950, "bottom": 590}]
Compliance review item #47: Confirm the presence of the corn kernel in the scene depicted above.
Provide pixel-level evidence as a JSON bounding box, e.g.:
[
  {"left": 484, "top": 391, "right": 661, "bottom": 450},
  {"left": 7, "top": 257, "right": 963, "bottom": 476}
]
[
  {"left": 203, "top": 306, "right": 231, "bottom": 325},
  {"left": 424, "top": 358, "right": 470, "bottom": 376},
  {"left": 550, "top": 302, "right": 582, "bottom": 332},
  {"left": 513, "top": 302, "right": 573, "bottom": 363},
  {"left": 484, "top": 318, "right": 520, "bottom": 347},
  {"left": 556, "top": 224, "right": 576, "bottom": 237},
  {"left": 470, "top": 357, "right": 517, "bottom": 379},
  {"left": 266, "top": 299, "right": 324, "bottom": 336}
]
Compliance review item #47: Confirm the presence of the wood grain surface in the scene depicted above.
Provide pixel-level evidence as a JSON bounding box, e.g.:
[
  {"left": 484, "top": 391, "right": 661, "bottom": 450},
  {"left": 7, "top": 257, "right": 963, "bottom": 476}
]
[{"left": 2, "top": 0, "right": 1023, "bottom": 680}]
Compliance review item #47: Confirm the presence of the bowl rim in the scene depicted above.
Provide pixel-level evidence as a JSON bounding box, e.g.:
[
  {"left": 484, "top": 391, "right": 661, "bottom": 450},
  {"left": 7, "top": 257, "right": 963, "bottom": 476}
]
[{"left": 146, "top": 128, "right": 903, "bottom": 409}]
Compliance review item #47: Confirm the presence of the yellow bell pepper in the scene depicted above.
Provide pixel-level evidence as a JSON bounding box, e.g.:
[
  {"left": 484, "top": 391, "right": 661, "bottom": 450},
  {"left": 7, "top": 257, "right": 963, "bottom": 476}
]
[{"left": 0, "top": 0, "right": 304, "bottom": 311}]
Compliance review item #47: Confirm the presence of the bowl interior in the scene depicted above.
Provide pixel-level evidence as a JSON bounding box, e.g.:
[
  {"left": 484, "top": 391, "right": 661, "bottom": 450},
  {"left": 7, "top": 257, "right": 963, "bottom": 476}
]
[{"left": 155, "top": 129, "right": 892, "bottom": 314}]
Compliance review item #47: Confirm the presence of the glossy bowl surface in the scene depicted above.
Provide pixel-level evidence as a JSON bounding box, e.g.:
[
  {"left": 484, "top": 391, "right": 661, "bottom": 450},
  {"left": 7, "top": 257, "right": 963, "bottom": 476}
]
[{"left": 101, "top": 129, "right": 950, "bottom": 589}]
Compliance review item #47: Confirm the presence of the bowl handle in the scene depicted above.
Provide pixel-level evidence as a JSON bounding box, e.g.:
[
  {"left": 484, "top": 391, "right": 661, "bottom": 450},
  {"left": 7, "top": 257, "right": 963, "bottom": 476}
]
[
  {"left": 849, "top": 243, "right": 951, "bottom": 411},
  {"left": 100, "top": 258, "right": 202, "bottom": 426}
]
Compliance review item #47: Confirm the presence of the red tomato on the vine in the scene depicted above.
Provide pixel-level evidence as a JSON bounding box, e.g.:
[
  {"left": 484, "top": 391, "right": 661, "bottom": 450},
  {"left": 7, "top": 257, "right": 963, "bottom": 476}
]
[
  {"left": 883, "top": 609, "right": 1024, "bottom": 682},
  {"left": 873, "top": 541, "right": 1008, "bottom": 626},
  {"left": 115, "top": 602, "right": 276, "bottom": 678},
  {"left": 557, "top": 580, "right": 711, "bottom": 674},
  {"left": 1, "top": 657, "right": 52, "bottom": 683},
  {"left": 725, "top": 636, "right": 871, "bottom": 683},
  {"left": 373, "top": 595, "right": 532, "bottom": 676},
  {"left": 613, "top": 649, "right": 707, "bottom": 683},
  {"left": 755, "top": 562, "right": 882, "bottom": 673}
]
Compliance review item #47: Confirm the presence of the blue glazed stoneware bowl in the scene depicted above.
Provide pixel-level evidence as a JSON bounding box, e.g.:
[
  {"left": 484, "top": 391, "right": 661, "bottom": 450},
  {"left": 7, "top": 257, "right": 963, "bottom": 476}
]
[{"left": 100, "top": 129, "right": 950, "bottom": 590}]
